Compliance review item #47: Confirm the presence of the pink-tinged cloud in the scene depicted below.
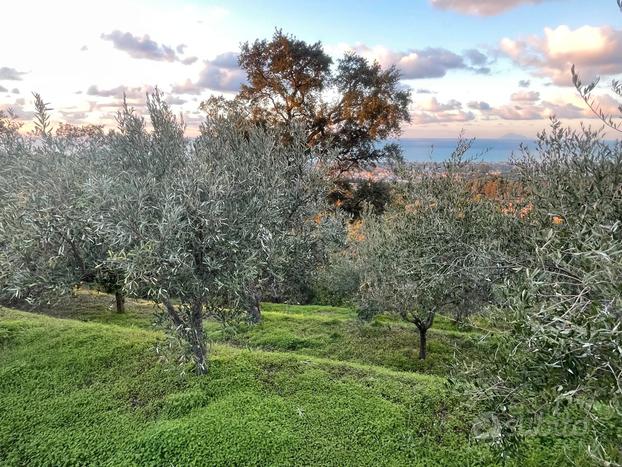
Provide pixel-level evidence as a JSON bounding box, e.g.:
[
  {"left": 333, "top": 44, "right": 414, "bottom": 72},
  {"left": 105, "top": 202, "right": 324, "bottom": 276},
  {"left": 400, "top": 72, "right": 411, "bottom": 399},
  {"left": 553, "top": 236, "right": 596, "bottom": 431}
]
[
  {"left": 59, "top": 110, "right": 90, "bottom": 125},
  {"left": 595, "top": 94, "right": 622, "bottom": 116},
  {"left": 430, "top": 0, "right": 552, "bottom": 16},
  {"left": 411, "top": 98, "right": 475, "bottom": 124},
  {"left": 501, "top": 25, "right": 622, "bottom": 85},
  {"left": 411, "top": 110, "right": 475, "bottom": 124},
  {"left": 417, "top": 97, "right": 462, "bottom": 111},
  {"left": 490, "top": 100, "right": 586, "bottom": 120},
  {"left": 467, "top": 101, "right": 492, "bottom": 110},
  {"left": 510, "top": 90, "right": 540, "bottom": 102},
  {"left": 345, "top": 44, "right": 491, "bottom": 79}
]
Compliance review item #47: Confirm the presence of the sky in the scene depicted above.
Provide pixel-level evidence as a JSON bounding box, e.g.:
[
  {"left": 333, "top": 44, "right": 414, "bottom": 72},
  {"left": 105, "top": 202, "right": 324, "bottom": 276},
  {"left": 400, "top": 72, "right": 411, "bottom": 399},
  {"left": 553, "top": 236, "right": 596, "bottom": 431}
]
[{"left": 1, "top": 0, "right": 621, "bottom": 138}]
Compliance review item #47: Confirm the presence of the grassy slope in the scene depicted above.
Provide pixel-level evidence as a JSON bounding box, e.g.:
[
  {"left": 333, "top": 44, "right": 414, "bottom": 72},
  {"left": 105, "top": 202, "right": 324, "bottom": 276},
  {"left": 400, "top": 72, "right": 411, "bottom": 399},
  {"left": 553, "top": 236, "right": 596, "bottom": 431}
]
[{"left": 0, "top": 293, "right": 591, "bottom": 466}]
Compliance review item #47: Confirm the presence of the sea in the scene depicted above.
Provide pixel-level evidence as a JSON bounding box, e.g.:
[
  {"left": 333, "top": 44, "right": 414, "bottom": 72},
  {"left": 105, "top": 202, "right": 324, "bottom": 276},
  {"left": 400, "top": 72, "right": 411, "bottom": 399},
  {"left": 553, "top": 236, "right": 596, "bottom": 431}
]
[{"left": 394, "top": 138, "right": 532, "bottom": 163}]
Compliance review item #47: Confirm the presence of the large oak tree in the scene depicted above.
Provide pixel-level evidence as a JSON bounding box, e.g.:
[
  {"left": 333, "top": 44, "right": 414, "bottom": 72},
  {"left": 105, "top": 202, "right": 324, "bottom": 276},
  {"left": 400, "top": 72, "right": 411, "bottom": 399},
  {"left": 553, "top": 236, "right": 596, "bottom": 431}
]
[{"left": 204, "top": 30, "right": 411, "bottom": 173}]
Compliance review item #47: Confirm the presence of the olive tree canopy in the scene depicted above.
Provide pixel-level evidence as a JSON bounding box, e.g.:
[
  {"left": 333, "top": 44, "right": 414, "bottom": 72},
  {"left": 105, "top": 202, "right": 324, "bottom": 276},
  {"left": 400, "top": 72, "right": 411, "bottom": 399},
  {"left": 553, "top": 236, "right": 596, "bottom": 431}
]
[
  {"left": 353, "top": 147, "right": 515, "bottom": 359},
  {"left": 96, "top": 91, "right": 330, "bottom": 373}
]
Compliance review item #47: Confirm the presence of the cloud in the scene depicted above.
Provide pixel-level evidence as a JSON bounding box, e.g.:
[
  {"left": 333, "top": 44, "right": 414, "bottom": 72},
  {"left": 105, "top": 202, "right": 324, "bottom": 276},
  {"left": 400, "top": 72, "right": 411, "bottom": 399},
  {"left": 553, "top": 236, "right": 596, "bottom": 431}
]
[
  {"left": 429, "top": 0, "right": 552, "bottom": 16},
  {"left": 59, "top": 110, "right": 89, "bottom": 124},
  {"left": 411, "top": 109, "right": 475, "bottom": 124},
  {"left": 467, "top": 101, "right": 492, "bottom": 110},
  {"left": 501, "top": 25, "right": 622, "bottom": 85},
  {"left": 101, "top": 30, "right": 196, "bottom": 64},
  {"left": 86, "top": 85, "right": 153, "bottom": 99},
  {"left": 416, "top": 92, "right": 588, "bottom": 123},
  {"left": 545, "top": 101, "right": 589, "bottom": 119},
  {"left": 87, "top": 99, "right": 146, "bottom": 115},
  {"left": 210, "top": 52, "right": 239, "bottom": 69},
  {"left": 0, "top": 67, "right": 26, "bottom": 80},
  {"left": 415, "top": 88, "right": 434, "bottom": 94},
  {"left": 398, "top": 48, "right": 465, "bottom": 78},
  {"left": 87, "top": 85, "right": 125, "bottom": 98},
  {"left": 418, "top": 97, "right": 462, "bottom": 111},
  {"left": 491, "top": 105, "right": 541, "bottom": 120},
  {"left": 490, "top": 100, "right": 586, "bottom": 120},
  {"left": 172, "top": 52, "right": 245, "bottom": 94},
  {"left": 166, "top": 95, "right": 187, "bottom": 105},
  {"left": 510, "top": 90, "right": 540, "bottom": 102},
  {"left": 474, "top": 66, "right": 491, "bottom": 75},
  {"left": 0, "top": 99, "right": 35, "bottom": 120},
  {"left": 181, "top": 57, "right": 198, "bottom": 65},
  {"left": 463, "top": 49, "right": 488, "bottom": 66},
  {"left": 518, "top": 79, "right": 531, "bottom": 88},
  {"left": 410, "top": 97, "right": 476, "bottom": 124},
  {"left": 85, "top": 85, "right": 158, "bottom": 112},
  {"left": 348, "top": 44, "right": 492, "bottom": 79}
]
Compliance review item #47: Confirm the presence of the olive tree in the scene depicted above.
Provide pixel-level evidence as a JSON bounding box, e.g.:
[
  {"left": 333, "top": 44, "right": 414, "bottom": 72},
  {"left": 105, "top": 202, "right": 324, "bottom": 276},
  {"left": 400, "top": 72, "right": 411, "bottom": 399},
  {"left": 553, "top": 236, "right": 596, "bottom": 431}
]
[
  {"left": 469, "top": 122, "right": 622, "bottom": 461},
  {"left": 518, "top": 120, "right": 622, "bottom": 405},
  {"left": 97, "top": 91, "right": 329, "bottom": 373},
  {"left": 353, "top": 146, "right": 513, "bottom": 359},
  {"left": 198, "top": 97, "right": 335, "bottom": 320},
  {"left": 0, "top": 97, "right": 126, "bottom": 311}
]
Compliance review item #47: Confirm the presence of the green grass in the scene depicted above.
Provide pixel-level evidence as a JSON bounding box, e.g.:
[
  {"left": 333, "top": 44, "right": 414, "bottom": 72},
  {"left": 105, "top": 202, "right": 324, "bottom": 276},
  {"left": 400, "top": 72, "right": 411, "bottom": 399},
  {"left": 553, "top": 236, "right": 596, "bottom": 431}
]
[
  {"left": 10, "top": 288, "right": 158, "bottom": 328},
  {"left": 209, "top": 309, "right": 486, "bottom": 375},
  {"left": 0, "top": 292, "right": 594, "bottom": 466}
]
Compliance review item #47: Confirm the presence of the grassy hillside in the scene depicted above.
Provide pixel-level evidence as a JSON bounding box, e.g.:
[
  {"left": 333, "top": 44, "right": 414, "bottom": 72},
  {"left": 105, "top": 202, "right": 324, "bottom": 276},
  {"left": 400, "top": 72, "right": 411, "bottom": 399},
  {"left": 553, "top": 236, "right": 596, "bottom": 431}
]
[{"left": 0, "top": 293, "right": 592, "bottom": 466}]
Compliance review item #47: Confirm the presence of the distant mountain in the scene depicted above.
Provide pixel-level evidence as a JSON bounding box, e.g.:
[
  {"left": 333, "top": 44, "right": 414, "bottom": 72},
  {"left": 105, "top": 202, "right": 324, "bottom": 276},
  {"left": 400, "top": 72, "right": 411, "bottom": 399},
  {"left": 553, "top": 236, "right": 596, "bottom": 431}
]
[{"left": 501, "top": 133, "right": 529, "bottom": 140}]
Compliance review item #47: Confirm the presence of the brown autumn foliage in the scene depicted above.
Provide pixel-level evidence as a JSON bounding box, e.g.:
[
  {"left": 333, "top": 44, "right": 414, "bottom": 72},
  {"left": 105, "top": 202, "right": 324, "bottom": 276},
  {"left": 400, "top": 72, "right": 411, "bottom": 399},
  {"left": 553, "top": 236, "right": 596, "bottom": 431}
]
[{"left": 207, "top": 30, "right": 411, "bottom": 173}]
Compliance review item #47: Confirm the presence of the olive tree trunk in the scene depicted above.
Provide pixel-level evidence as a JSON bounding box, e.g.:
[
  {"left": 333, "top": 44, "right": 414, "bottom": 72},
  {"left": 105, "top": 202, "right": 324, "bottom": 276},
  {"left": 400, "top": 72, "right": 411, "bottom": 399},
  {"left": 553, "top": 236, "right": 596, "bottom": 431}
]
[
  {"left": 411, "top": 310, "right": 435, "bottom": 360},
  {"left": 188, "top": 300, "right": 208, "bottom": 374},
  {"left": 248, "top": 291, "right": 262, "bottom": 324},
  {"left": 114, "top": 291, "right": 126, "bottom": 313},
  {"left": 164, "top": 298, "right": 208, "bottom": 375}
]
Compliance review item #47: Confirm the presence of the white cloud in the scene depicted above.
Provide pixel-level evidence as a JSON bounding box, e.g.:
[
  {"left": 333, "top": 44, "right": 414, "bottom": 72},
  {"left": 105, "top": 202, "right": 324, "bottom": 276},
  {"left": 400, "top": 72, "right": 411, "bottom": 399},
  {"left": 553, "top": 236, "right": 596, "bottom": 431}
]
[
  {"left": 501, "top": 25, "right": 622, "bottom": 85},
  {"left": 0, "top": 67, "right": 26, "bottom": 81}
]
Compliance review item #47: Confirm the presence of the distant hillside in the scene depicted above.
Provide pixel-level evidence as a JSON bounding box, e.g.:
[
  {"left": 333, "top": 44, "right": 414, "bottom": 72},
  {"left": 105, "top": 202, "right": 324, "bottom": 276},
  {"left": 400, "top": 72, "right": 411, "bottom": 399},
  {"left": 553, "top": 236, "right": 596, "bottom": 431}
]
[{"left": 501, "top": 133, "right": 529, "bottom": 140}]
